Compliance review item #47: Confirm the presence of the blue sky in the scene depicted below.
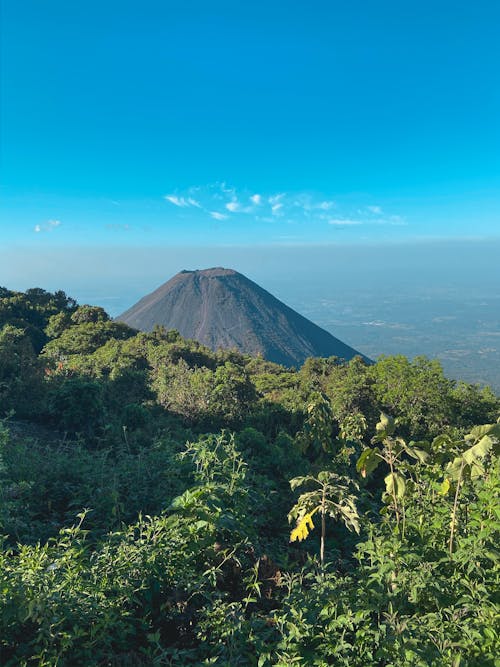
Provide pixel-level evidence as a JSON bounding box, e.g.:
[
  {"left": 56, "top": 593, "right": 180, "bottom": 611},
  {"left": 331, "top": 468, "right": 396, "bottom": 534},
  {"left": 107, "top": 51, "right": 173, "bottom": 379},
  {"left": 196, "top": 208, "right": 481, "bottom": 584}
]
[{"left": 1, "top": 0, "right": 499, "bottom": 248}]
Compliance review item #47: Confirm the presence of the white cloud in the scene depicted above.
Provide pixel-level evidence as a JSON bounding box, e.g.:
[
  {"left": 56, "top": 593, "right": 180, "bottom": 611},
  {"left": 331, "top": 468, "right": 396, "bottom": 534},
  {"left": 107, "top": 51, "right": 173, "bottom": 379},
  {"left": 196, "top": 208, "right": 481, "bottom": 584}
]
[
  {"left": 290, "top": 195, "right": 335, "bottom": 214},
  {"left": 210, "top": 211, "right": 228, "bottom": 221},
  {"left": 369, "top": 216, "right": 407, "bottom": 226},
  {"left": 226, "top": 198, "right": 257, "bottom": 214},
  {"left": 165, "top": 195, "right": 187, "bottom": 207},
  {"left": 164, "top": 195, "right": 200, "bottom": 208},
  {"left": 389, "top": 215, "right": 406, "bottom": 224},
  {"left": 34, "top": 219, "right": 62, "bottom": 233},
  {"left": 219, "top": 181, "right": 236, "bottom": 195},
  {"left": 268, "top": 193, "right": 285, "bottom": 205},
  {"left": 328, "top": 219, "right": 363, "bottom": 226},
  {"left": 161, "top": 184, "right": 405, "bottom": 232}
]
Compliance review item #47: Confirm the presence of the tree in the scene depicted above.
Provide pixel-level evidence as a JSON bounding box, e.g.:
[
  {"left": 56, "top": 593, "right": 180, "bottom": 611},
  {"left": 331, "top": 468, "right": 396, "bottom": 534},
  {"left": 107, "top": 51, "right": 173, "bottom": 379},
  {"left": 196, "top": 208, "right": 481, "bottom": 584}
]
[
  {"left": 327, "top": 356, "right": 376, "bottom": 425},
  {"left": 0, "top": 325, "right": 44, "bottom": 417},
  {"left": 70, "top": 305, "right": 110, "bottom": 325},
  {"left": 356, "top": 412, "right": 429, "bottom": 529},
  {"left": 42, "top": 321, "right": 136, "bottom": 360},
  {"left": 288, "top": 470, "right": 360, "bottom": 566},
  {"left": 370, "top": 355, "right": 453, "bottom": 437}
]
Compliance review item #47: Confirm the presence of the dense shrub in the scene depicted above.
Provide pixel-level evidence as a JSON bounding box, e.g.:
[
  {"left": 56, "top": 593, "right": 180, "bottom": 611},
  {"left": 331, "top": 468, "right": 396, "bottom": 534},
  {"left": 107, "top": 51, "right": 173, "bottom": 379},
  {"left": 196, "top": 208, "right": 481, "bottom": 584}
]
[{"left": 0, "top": 288, "right": 498, "bottom": 665}]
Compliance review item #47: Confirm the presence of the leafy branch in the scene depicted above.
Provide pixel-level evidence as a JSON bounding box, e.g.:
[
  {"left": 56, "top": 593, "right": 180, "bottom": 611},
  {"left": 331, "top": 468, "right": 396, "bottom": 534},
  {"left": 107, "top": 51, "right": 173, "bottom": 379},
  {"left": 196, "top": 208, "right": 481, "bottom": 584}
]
[
  {"left": 356, "top": 413, "right": 428, "bottom": 529},
  {"left": 288, "top": 471, "right": 360, "bottom": 567}
]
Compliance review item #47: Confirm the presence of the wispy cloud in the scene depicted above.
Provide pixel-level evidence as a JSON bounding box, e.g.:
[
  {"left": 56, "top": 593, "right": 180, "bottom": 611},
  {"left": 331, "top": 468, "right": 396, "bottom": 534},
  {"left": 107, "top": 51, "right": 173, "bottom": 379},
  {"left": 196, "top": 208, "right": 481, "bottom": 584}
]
[
  {"left": 161, "top": 182, "right": 406, "bottom": 232},
  {"left": 372, "top": 215, "right": 407, "bottom": 226},
  {"left": 328, "top": 219, "right": 363, "bottom": 226},
  {"left": 292, "top": 194, "right": 336, "bottom": 213},
  {"left": 34, "top": 219, "right": 62, "bottom": 233},
  {"left": 328, "top": 215, "right": 407, "bottom": 227},
  {"left": 210, "top": 211, "right": 228, "bottom": 221},
  {"left": 164, "top": 195, "right": 201, "bottom": 208},
  {"left": 268, "top": 193, "right": 285, "bottom": 206},
  {"left": 387, "top": 215, "right": 406, "bottom": 225},
  {"left": 164, "top": 195, "right": 188, "bottom": 207}
]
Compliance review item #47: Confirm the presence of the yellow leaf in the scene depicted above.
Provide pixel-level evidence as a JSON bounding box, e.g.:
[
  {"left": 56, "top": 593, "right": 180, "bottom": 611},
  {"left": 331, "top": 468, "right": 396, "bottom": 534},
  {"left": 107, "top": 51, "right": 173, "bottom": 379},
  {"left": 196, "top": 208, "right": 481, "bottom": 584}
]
[
  {"left": 439, "top": 478, "right": 451, "bottom": 496},
  {"left": 290, "top": 512, "right": 316, "bottom": 542}
]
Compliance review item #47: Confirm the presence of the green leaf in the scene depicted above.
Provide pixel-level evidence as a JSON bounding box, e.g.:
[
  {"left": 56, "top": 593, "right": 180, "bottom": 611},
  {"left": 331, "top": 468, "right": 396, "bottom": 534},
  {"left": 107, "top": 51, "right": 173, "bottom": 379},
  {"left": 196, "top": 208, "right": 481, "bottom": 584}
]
[
  {"left": 384, "top": 472, "right": 406, "bottom": 499},
  {"left": 432, "top": 434, "right": 453, "bottom": 449},
  {"left": 376, "top": 412, "right": 395, "bottom": 435},
  {"left": 356, "top": 448, "right": 381, "bottom": 478},
  {"left": 446, "top": 457, "right": 465, "bottom": 482},
  {"left": 462, "top": 435, "right": 494, "bottom": 465},
  {"left": 168, "top": 486, "right": 205, "bottom": 510},
  {"left": 466, "top": 423, "right": 500, "bottom": 441},
  {"left": 405, "top": 445, "right": 430, "bottom": 463},
  {"left": 483, "top": 549, "right": 499, "bottom": 564},
  {"left": 289, "top": 476, "right": 312, "bottom": 491},
  {"left": 446, "top": 433, "right": 497, "bottom": 481}
]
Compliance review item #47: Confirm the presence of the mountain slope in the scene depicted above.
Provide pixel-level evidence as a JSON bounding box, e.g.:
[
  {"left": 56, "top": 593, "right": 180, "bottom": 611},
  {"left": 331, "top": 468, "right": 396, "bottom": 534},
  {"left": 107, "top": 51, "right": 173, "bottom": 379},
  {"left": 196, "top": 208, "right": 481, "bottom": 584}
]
[{"left": 117, "top": 268, "right": 368, "bottom": 366}]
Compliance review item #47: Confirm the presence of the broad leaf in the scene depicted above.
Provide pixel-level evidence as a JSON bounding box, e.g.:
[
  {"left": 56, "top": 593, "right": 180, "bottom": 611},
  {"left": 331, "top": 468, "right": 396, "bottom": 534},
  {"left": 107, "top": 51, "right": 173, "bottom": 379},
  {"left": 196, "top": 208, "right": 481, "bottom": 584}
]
[
  {"left": 466, "top": 423, "right": 500, "bottom": 441},
  {"left": 384, "top": 472, "right": 406, "bottom": 499},
  {"left": 289, "top": 476, "right": 312, "bottom": 491},
  {"left": 462, "top": 435, "right": 494, "bottom": 465},
  {"left": 375, "top": 412, "right": 395, "bottom": 435},
  {"left": 432, "top": 434, "right": 453, "bottom": 450},
  {"left": 405, "top": 445, "right": 430, "bottom": 463},
  {"left": 438, "top": 478, "right": 451, "bottom": 495},
  {"left": 446, "top": 456, "right": 465, "bottom": 482},
  {"left": 356, "top": 448, "right": 381, "bottom": 478},
  {"left": 290, "top": 510, "right": 317, "bottom": 542}
]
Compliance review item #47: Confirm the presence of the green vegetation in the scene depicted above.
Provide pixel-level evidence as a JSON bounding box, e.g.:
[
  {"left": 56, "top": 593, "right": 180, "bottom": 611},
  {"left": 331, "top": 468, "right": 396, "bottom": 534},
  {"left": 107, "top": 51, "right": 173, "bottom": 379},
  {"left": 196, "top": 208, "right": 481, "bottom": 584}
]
[{"left": 0, "top": 286, "right": 498, "bottom": 666}]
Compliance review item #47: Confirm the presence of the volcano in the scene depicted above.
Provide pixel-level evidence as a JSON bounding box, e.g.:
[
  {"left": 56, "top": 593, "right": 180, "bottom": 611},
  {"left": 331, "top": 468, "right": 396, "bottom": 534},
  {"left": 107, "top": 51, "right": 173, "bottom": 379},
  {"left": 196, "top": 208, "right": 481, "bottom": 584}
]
[{"left": 117, "top": 268, "right": 368, "bottom": 367}]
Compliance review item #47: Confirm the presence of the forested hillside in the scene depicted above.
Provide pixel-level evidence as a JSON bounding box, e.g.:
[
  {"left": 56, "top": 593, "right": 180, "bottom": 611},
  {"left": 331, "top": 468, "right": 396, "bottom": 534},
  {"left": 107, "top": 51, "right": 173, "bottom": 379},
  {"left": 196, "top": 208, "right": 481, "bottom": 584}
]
[{"left": 0, "top": 287, "right": 499, "bottom": 666}]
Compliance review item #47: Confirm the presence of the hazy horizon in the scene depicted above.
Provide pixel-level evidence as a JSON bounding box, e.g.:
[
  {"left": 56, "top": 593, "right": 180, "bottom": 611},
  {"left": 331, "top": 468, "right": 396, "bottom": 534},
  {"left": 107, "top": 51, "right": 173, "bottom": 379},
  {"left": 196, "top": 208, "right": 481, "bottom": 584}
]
[{"left": 2, "top": 239, "right": 499, "bottom": 391}]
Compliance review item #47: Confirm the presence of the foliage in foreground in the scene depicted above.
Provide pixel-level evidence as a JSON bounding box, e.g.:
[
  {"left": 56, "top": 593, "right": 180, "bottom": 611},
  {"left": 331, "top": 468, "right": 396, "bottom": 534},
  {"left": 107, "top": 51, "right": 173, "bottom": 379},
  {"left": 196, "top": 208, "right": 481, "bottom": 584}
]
[
  {"left": 0, "top": 286, "right": 499, "bottom": 665},
  {"left": 1, "top": 420, "right": 498, "bottom": 666}
]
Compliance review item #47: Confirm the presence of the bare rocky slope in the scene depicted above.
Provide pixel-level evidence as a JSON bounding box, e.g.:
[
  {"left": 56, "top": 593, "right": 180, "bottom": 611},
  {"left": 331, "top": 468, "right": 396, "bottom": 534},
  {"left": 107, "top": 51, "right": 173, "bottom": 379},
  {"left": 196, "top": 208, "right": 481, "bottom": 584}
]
[{"left": 117, "top": 268, "right": 368, "bottom": 366}]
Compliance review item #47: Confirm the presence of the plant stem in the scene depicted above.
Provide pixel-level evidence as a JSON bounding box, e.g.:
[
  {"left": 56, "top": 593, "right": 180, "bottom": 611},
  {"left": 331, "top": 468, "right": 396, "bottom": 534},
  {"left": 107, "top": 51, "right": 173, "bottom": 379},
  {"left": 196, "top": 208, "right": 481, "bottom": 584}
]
[
  {"left": 388, "top": 456, "right": 400, "bottom": 529},
  {"left": 449, "top": 459, "right": 465, "bottom": 556},
  {"left": 320, "top": 486, "right": 326, "bottom": 568}
]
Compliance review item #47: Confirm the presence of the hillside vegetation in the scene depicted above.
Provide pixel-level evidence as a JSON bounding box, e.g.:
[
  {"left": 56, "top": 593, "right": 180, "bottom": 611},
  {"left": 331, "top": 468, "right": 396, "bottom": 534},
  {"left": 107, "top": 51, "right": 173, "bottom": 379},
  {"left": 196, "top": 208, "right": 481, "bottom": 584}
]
[{"left": 0, "top": 286, "right": 499, "bottom": 666}]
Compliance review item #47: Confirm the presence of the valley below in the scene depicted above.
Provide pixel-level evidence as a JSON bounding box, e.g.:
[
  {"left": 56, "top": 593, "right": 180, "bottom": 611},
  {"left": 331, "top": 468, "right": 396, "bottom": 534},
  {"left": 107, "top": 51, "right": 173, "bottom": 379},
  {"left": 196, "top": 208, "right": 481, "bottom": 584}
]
[{"left": 291, "top": 286, "right": 500, "bottom": 392}]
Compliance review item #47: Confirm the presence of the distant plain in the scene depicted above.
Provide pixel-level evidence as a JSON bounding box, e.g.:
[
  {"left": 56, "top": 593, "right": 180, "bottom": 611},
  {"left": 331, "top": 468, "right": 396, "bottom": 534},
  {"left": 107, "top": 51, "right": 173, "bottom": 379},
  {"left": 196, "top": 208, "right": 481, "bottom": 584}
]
[{"left": 3, "top": 239, "right": 499, "bottom": 392}]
